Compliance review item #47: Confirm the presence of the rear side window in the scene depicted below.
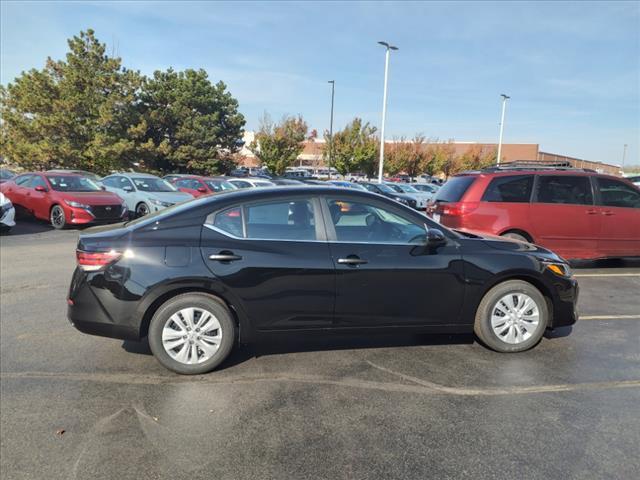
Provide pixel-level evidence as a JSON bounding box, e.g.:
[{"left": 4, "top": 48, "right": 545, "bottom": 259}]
[
  {"left": 536, "top": 176, "right": 593, "bottom": 205},
  {"left": 213, "top": 206, "right": 243, "bottom": 237},
  {"left": 14, "top": 174, "right": 33, "bottom": 186},
  {"left": 246, "top": 200, "right": 316, "bottom": 240},
  {"left": 482, "top": 175, "right": 533, "bottom": 203},
  {"left": 434, "top": 176, "right": 476, "bottom": 202},
  {"left": 596, "top": 178, "right": 640, "bottom": 209}
]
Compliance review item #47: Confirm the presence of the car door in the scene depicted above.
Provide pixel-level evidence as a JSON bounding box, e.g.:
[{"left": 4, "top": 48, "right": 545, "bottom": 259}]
[
  {"left": 322, "top": 196, "right": 464, "bottom": 328},
  {"left": 200, "top": 195, "right": 335, "bottom": 331},
  {"left": 593, "top": 177, "right": 640, "bottom": 257},
  {"left": 26, "top": 174, "right": 52, "bottom": 219},
  {"left": 3, "top": 174, "right": 33, "bottom": 210},
  {"left": 530, "top": 175, "right": 599, "bottom": 259}
]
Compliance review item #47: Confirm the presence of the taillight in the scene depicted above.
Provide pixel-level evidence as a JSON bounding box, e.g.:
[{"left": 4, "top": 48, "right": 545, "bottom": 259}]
[
  {"left": 76, "top": 249, "right": 122, "bottom": 271},
  {"left": 440, "top": 202, "right": 479, "bottom": 216}
]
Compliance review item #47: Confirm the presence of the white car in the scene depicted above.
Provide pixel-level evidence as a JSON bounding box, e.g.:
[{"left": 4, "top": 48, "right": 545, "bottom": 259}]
[
  {"left": 228, "top": 178, "right": 275, "bottom": 189},
  {"left": 100, "top": 173, "right": 193, "bottom": 217},
  {"left": 0, "top": 192, "right": 16, "bottom": 232},
  {"left": 385, "top": 182, "right": 432, "bottom": 210}
]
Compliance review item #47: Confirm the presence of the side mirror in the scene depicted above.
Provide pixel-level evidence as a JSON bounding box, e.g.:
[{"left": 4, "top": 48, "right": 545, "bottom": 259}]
[
  {"left": 100, "top": 185, "right": 106, "bottom": 191},
  {"left": 197, "top": 186, "right": 207, "bottom": 193},
  {"left": 34, "top": 185, "right": 47, "bottom": 192},
  {"left": 426, "top": 227, "right": 447, "bottom": 248},
  {"left": 123, "top": 186, "right": 133, "bottom": 192}
]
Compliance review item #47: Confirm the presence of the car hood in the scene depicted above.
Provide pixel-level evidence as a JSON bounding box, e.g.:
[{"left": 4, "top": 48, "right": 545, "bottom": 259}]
[
  {"left": 454, "top": 228, "right": 566, "bottom": 263},
  {"left": 0, "top": 192, "right": 12, "bottom": 206},
  {"left": 147, "top": 191, "right": 193, "bottom": 203},
  {"left": 58, "top": 191, "right": 124, "bottom": 205},
  {"left": 386, "top": 192, "right": 415, "bottom": 201}
]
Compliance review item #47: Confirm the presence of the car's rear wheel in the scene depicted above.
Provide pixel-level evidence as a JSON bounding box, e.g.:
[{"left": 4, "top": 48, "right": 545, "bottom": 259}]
[
  {"left": 50, "top": 205, "right": 66, "bottom": 229},
  {"left": 500, "top": 231, "right": 531, "bottom": 243},
  {"left": 147, "top": 293, "right": 236, "bottom": 374},
  {"left": 135, "top": 202, "right": 150, "bottom": 218},
  {"left": 474, "top": 280, "right": 548, "bottom": 352}
]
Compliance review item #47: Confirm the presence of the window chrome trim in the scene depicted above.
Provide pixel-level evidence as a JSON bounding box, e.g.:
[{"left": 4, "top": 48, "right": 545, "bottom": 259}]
[{"left": 203, "top": 223, "right": 325, "bottom": 243}]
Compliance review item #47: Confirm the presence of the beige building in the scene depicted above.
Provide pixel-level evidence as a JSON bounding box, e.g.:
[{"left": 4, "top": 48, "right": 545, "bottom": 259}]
[{"left": 236, "top": 131, "right": 621, "bottom": 176}]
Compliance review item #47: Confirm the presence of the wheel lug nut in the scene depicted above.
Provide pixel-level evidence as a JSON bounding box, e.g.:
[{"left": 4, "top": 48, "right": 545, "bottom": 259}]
[
  {"left": 182, "top": 335, "right": 187, "bottom": 339},
  {"left": 196, "top": 328, "right": 200, "bottom": 332}
]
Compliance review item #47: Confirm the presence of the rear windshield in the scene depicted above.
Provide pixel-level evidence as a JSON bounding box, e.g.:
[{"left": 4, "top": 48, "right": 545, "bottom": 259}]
[{"left": 433, "top": 176, "right": 476, "bottom": 202}]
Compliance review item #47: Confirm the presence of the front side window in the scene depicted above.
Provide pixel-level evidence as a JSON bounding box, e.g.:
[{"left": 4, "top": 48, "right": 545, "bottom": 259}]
[
  {"left": 535, "top": 176, "right": 593, "bottom": 205},
  {"left": 482, "top": 175, "right": 533, "bottom": 203},
  {"left": 327, "top": 198, "right": 424, "bottom": 244},
  {"left": 596, "top": 178, "right": 640, "bottom": 208},
  {"left": 231, "top": 180, "right": 251, "bottom": 189},
  {"left": 47, "top": 175, "right": 101, "bottom": 192},
  {"left": 132, "top": 177, "right": 177, "bottom": 192},
  {"left": 30, "top": 175, "right": 49, "bottom": 190}
]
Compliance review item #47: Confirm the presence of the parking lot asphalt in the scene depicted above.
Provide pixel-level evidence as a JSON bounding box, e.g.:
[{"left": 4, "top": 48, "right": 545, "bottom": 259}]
[{"left": 1, "top": 220, "right": 639, "bottom": 480}]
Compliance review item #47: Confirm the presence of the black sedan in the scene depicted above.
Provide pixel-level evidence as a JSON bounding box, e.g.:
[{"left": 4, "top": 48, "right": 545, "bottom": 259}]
[
  {"left": 68, "top": 186, "right": 578, "bottom": 374},
  {"left": 359, "top": 181, "right": 418, "bottom": 209}
]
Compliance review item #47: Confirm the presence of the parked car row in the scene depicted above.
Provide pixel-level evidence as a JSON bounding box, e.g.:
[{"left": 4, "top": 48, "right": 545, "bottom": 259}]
[{"left": 426, "top": 165, "right": 640, "bottom": 260}]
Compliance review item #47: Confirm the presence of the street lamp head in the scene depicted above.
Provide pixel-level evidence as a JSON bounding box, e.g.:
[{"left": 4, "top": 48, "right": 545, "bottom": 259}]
[
  {"left": 328, "top": 80, "right": 334, "bottom": 84},
  {"left": 501, "top": 94, "right": 510, "bottom": 100},
  {"left": 378, "top": 41, "right": 398, "bottom": 50}
]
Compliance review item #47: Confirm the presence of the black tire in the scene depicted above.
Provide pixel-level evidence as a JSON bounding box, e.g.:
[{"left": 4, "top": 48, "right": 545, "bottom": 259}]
[
  {"left": 474, "top": 280, "right": 548, "bottom": 353},
  {"left": 50, "top": 205, "right": 66, "bottom": 229},
  {"left": 135, "top": 202, "right": 150, "bottom": 218},
  {"left": 147, "top": 292, "right": 236, "bottom": 374},
  {"left": 500, "top": 231, "right": 531, "bottom": 243}
]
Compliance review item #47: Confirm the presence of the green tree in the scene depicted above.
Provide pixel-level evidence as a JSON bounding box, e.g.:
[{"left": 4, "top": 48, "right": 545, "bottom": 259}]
[
  {"left": 385, "top": 134, "right": 429, "bottom": 177},
  {"left": 323, "top": 118, "right": 378, "bottom": 176},
  {"left": 250, "top": 114, "right": 308, "bottom": 174},
  {"left": 0, "top": 29, "right": 141, "bottom": 174},
  {"left": 135, "top": 68, "right": 245, "bottom": 175}
]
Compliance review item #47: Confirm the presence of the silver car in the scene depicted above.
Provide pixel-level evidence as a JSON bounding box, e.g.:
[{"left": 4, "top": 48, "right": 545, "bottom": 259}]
[
  {"left": 101, "top": 173, "right": 193, "bottom": 217},
  {"left": 385, "top": 182, "right": 432, "bottom": 210}
]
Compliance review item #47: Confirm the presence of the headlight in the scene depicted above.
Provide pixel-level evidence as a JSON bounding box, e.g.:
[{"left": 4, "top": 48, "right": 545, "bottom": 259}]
[
  {"left": 544, "top": 262, "right": 572, "bottom": 278},
  {"left": 150, "top": 198, "right": 173, "bottom": 207},
  {"left": 395, "top": 197, "right": 408, "bottom": 204},
  {"left": 64, "top": 200, "right": 90, "bottom": 209}
]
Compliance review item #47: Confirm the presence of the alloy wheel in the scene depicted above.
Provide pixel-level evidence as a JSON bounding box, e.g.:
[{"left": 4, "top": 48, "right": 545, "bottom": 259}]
[
  {"left": 136, "top": 203, "right": 150, "bottom": 217},
  {"left": 161, "top": 307, "right": 222, "bottom": 365},
  {"left": 490, "top": 292, "right": 540, "bottom": 344},
  {"left": 50, "top": 205, "right": 65, "bottom": 228}
]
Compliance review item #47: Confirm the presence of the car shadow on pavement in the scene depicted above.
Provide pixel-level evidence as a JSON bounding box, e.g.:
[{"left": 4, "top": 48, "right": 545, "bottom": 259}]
[
  {"left": 123, "top": 333, "right": 476, "bottom": 371},
  {"left": 1, "top": 217, "right": 54, "bottom": 236},
  {"left": 571, "top": 258, "right": 640, "bottom": 269}
]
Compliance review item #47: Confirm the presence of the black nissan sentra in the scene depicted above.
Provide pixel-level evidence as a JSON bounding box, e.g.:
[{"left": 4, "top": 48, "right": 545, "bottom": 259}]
[{"left": 68, "top": 186, "right": 578, "bottom": 374}]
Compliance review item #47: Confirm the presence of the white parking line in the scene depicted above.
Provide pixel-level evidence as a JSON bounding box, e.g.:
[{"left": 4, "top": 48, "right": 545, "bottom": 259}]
[
  {"left": 580, "top": 315, "right": 640, "bottom": 320},
  {"left": 574, "top": 273, "right": 640, "bottom": 278}
]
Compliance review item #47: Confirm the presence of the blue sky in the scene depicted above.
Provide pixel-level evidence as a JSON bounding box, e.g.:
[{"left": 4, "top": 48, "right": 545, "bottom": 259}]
[{"left": 2, "top": 1, "right": 639, "bottom": 165}]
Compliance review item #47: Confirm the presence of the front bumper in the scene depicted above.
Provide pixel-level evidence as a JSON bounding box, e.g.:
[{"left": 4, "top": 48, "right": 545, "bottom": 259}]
[
  {"left": 548, "top": 274, "right": 579, "bottom": 328},
  {"left": 0, "top": 205, "right": 16, "bottom": 228}
]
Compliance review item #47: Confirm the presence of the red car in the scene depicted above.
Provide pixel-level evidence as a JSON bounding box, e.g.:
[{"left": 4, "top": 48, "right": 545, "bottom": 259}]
[
  {"left": 427, "top": 167, "right": 640, "bottom": 260},
  {"left": 170, "top": 175, "right": 237, "bottom": 197},
  {"left": 0, "top": 172, "right": 127, "bottom": 229}
]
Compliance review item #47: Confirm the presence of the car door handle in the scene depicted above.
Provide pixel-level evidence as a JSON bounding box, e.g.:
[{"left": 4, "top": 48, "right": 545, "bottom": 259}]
[
  {"left": 602, "top": 210, "right": 614, "bottom": 216},
  {"left": 209, "top": 252, "right": 242, "bottom": 262},
  {"left": 337, "top": 256, "right": 368, "bottom": 266},
  {"left": 586, "top": 209, "right": 598, "bottom": 215}
]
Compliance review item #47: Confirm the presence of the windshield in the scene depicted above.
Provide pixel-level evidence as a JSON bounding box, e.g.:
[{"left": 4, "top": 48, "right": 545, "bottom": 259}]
[
  {"left": 47, "top": 175, "right": 101, "bottom": 192},
  {"left": 205, "top": 180, "right": 236, "bottom": 192},
  {"left": 398, "top": 184, "right": 418, "bottom": 193},
  {"left": 349, "top": 183, "right": 367, "bottom": 191},
  {"left": 132, "top": 177, "right": 177, "bottom": 192},
  {"left": 0, "top": 170, "right": 15, "bottom": 180},
  {"left": 434, "top": 175, "right": 476, "bottom": 202},
  {"left": 375, "top": 183, "right": 397, "bottom": 194}
]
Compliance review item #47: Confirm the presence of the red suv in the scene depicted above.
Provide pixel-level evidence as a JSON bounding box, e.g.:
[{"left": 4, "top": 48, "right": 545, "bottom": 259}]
[
  {"left": 428, "top": 167, "right": 640, "bottom": 260},
  {"left": 0, "top": 172, "right": 127, "bottom": 229}
]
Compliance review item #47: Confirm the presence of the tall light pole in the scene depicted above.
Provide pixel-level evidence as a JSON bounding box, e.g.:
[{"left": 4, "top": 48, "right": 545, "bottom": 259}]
[
  {"left": 377, "top": 41, "right": 398, "bottom": 183},
  {"left": 328, "top": 80, "right": 335, "bottom": 180},
  {"left": 496, "top": 93, "right": 510, "bottom": 165},
  {"left": 622, "top": 143, "right": 628, "bottom": 170}
]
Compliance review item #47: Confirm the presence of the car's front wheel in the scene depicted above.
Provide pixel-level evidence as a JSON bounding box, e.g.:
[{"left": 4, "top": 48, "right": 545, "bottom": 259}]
[
  {"left": 147, "top": 293, "right": 236, "bottom": 374},
  {"left": 474, "top": 280, "right": 548, "bottom": 352},
  {"left": 135, "top": 202, "right": 150, "bottom": 218},
  {"left": 50, "top": 205, "right": 66, "bottom": 229}
]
